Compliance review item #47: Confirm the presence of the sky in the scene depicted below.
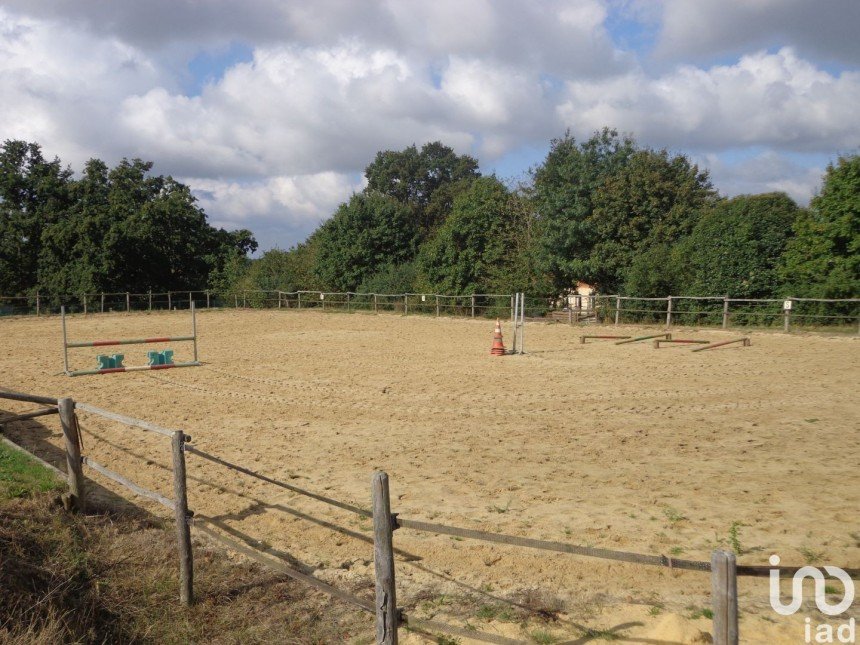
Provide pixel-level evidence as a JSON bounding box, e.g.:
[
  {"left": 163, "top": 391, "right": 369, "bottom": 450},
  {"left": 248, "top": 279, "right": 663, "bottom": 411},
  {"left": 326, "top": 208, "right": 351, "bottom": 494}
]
[{"left": 1, "top": 0, "right": 858, "bottom": 252}]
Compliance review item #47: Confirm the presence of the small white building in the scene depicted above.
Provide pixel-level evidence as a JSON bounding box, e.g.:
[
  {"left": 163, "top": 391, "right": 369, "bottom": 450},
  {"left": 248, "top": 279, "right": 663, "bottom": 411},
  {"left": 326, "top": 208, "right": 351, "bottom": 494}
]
[{"left": 563, "top": 282, "right": 595, "bottom": 310}]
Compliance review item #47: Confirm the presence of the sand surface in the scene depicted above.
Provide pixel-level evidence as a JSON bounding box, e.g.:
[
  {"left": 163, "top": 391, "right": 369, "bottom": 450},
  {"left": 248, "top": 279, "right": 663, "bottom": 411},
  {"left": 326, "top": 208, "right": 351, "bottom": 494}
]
[{"left": 1, "top": 309, "right": 857, "bottom": 643}]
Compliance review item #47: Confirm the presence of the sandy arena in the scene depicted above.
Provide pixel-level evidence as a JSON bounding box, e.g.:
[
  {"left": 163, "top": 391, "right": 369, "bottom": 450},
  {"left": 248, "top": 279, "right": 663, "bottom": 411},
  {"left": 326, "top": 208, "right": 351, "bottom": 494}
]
[{"left": 1, "top": 309, "right": 858, "bottom": 643}]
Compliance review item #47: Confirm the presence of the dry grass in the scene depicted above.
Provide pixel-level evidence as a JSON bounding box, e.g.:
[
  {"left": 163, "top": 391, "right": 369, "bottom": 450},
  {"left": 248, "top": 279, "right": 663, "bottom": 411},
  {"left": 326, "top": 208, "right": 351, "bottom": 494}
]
[{"left": 0, "top": 494, "right": 373, "bottom": 644}]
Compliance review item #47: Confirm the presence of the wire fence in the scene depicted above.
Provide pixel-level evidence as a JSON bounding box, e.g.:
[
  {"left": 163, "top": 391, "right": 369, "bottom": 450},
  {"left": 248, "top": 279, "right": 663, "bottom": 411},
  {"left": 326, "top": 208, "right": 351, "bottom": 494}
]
[{"left": 1, "top": 289, "right": 858, "bottom": 333}]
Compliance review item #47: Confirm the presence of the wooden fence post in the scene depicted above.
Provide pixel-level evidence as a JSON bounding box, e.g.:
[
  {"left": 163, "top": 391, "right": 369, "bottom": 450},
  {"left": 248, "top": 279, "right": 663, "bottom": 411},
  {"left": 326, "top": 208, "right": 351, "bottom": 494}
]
[
  {"left": 471, "top": 295, "right": 475, "bottom": 318},
  {"left": 711, "top": 550, "right": 738, "bottom": 645},
  {"left": 614, "top": 296, "right": 621, "bottom": 326},
  {"left": 665, "top": 296, "right": 673, "bottom": 328},
  {"left": 168, "top": 291, "right": 172, "bottom": 310},
  {"left": 58, "top": 398, "right": 85, "bottom": 512},
  {"left": 436, "top": 295, "right": 440, "bottom": 317},
  {"left": 243, "top": 291, "right": 247, "bottom": 308},
  {"left": 722, "top": 296, "right": 729, "bottom": 329},
  {"left": 206, "top": 290, "right": 210, "bottom": 309},
  {"left": 372, "top": 472, "right": 398, "bottom": 645},
  {"left": 100, "top": 293, "right": 105, "bottom": 313},
  {"left": 126, "top": 292, "right": 130, "bottom": 312},
  {"left": 83, "top": 294, "right": 87, "bottom": 315},
  {"left": 403, "top": 294, "right": 408, "bottom": 316},
  {"left": 297, "top": 292, "right": 302, "bottom": 310},
  {"left": 36, "top": 292, "right": 40, "bottom": 316},
  {"left": 188, "top": 291, "right": 192, "bottom": 309},
  {"left": 783, "top": 299, "right": 792, "bottom": 333},
  {"left": 172, "top": 431, "right": 194, "bottom": 606},
  {"left": 148, "top": 290, "right": 152, "bottom": 311},
  {"left": 373, "top": 294, "right": 378, "bottom": 313}
]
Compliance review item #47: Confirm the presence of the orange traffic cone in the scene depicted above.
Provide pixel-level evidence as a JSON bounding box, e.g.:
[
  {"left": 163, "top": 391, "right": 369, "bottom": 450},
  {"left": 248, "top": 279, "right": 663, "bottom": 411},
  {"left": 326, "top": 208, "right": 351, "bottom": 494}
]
[{"left": 490, "top": 319, "right": 506, "bottom": 356}]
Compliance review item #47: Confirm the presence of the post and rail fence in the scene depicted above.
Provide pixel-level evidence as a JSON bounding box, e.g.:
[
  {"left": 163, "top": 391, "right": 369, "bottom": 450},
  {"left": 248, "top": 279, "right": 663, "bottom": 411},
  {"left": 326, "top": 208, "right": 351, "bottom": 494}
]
[
  {"left": 1, "top": 289, "right": 857, "bottom": 334},
  {"left": 3, "top": 386, "right": 858, "bottom": 643}
]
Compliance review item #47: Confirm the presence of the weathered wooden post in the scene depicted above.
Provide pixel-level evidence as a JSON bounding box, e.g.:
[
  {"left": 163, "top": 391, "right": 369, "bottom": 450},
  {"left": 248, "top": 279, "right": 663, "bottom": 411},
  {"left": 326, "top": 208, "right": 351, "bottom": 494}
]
[
  {"left": 83, "top": 294, "right": 88, "bottom": 315},
  {"left": 711, "top": 550, "right": 738, "bottom": 645},
  {"left": 243, "top": 291, "right": 247, "bottom": 308},
  {"left": 297, "top": 292, "right": 302, "bottom": 310},
  {"left": 36, "top": 292, "right": 40, "bottom": 316},
  {"left": 614, "top": 296, "right": 621, "bottom": 326},
  {"left": 471, "top": 294, "right": 475, "bottom": 318},
  {"left": 403, "top": 294, "right": 408, "bottom": 316},
  {"left": 100, "top": 292, "right": 105, "bottom": 313},
  {"left": 126, "top": 292, "right": 130, "bottom": 312},
  {"left": 58, "top": 398, "right": 85, "bottom": 512},
  {"left": 148, "top": 290, "right": 152, "bottom": 311},
  {"left": 188, "top": 291, "right": 192, "bottom": 309},
  {"left": 372, "top": 472, "right": 398, "bottom": 644},
  {"left": 436, "top": 295, "right": 440, "bottom": 317},
  {"left": 373, "top": 293, "right": 378, "bottom": 313},
  {"left": 783, "top": 299, "right": 792, "bottom": 333},
  {"left": 168, "top": 291, "right": 173, "bottom": 310},
  {"left": 722, "top": 296, "right": 729, "bottom": 329},
  {"left": 172, "top": 431, "right": 194, "bottom": 606},
  {"left": 206, "top": 290, "right": 210, "bottom": 309}
]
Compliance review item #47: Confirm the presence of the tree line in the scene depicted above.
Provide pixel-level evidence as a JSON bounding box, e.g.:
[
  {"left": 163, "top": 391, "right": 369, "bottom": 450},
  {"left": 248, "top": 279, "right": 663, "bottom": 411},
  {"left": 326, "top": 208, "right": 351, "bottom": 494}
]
[
  {"left": 2, "top": 132, "right": 857, "bottom": 303},
  {"left": 0, "top": 140, "right": 256, "bottom": 297},
  {"left": 227, "top": 130, "right": 858, "bottom": 302}
]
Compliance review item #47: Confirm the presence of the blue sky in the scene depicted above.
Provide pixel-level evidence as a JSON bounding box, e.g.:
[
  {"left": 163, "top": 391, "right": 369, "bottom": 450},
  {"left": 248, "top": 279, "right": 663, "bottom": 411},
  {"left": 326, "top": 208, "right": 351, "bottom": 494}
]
[{"left": 1, "top": 0, "right": 858, "bottom": 252}]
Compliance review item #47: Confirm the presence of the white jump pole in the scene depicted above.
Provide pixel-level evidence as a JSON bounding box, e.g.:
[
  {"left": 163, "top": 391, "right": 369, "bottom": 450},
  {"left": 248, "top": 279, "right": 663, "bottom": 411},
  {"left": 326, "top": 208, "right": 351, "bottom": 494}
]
[{"left": 61, "top": 306, "right": 69, "bottom": 373}]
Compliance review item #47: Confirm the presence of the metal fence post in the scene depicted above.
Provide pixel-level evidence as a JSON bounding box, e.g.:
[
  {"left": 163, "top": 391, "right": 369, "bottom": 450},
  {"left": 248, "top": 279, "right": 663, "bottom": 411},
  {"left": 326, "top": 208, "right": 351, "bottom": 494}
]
[
  {"left": 171, "top": 431, "right": 194, "bottom": 606},
  {"left": 58, "top": 398, "right": 85, "bottom": 512},
  {"left": 372, "top": 472, "right": 399, "bottom": 645},
  {"left": 711, "top": 550, "right": 738, "bottom": 645}
]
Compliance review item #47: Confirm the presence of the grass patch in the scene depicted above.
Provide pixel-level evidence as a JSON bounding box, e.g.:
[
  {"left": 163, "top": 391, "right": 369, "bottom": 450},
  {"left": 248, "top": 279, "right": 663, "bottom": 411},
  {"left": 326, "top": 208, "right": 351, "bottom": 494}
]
[
  {"left": 663, "top": 506, "right": 688, "bottom": 526},
  {"left": 687, "top": 606, "right": 714, "bottom": 620},
  {"left": 0, "top": 441, "right": 62, "bottom": 499},
  {"left": 0, "top": 492, "right": 373, "bottom": 642},
  {"left": 799, "top": 546, "right": 825, "bottom": 564},
  {"left": 530, "top": 628, "right": 559, "bottom": 644}
]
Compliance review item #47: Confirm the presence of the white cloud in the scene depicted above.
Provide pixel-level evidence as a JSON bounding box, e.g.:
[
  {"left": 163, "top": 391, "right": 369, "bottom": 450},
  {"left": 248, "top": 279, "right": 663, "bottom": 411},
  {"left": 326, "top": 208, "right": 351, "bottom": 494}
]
[
  {"left": 654, "top": 0, "right": 860, "bottom": 66},
  {"left": 558, "top": 48, "right": 860, "bottom": 152},
  {"left": 0, "top": 3, "right": 857, "bottom": 250},
  {"left": 697, "top": 151, "right": 825, "bottom": 206}
]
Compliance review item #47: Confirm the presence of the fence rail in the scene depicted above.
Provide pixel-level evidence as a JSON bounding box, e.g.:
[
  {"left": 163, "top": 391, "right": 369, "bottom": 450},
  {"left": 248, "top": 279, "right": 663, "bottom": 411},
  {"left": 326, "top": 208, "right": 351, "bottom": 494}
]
[{"left": 2, "top": 289, "right": 857, "bottom": 333}]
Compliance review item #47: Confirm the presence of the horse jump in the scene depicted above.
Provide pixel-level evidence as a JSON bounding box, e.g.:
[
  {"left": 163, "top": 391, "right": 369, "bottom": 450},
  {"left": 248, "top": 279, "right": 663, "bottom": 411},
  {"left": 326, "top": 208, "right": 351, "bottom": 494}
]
[{"left": 62, "top": 304, "right": 200, "bottom": 376}]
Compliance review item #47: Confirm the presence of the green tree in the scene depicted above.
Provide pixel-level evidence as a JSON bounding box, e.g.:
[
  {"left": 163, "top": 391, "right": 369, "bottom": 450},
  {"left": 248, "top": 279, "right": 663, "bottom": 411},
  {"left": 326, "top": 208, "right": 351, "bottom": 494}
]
[
  {"left": 37, "top": 157, "right": 256, "bottom": 295},
  {"left": 685, "top": 193, "right": 800, "bottom": 297},
  {"left": 364, "top": 141, "right": 480, "bottom": 231},
  {"left": 779, "top": 155, "right": 860, "bottom": 298},
  {"left": 532, "top": 129, "right": 714, "bottom": 293},
  {"left": 418, "top": 176, "right": 536, "bottom": 294},
  {"left": 0, "top": 140, "right": 73, "bottom": 294},
  {"left": 313, "top": 192, "right": 417, "bottom": 291}
]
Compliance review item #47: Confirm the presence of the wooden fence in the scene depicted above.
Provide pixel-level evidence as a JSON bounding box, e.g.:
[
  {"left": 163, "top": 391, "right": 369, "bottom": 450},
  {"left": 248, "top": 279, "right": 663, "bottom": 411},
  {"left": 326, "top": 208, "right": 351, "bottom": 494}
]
[
  {"left": 2, "top": 387, "right": 859, "bottom": 644},
  {"left": 2, "top": 290, "right": 858, "bottom": 332}
]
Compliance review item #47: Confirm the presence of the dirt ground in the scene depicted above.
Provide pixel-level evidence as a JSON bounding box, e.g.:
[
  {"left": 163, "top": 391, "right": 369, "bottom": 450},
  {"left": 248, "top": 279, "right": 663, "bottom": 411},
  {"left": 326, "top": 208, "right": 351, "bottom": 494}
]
[{"left": 1, "top": 309, "right": 857, "bottom": 644}]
